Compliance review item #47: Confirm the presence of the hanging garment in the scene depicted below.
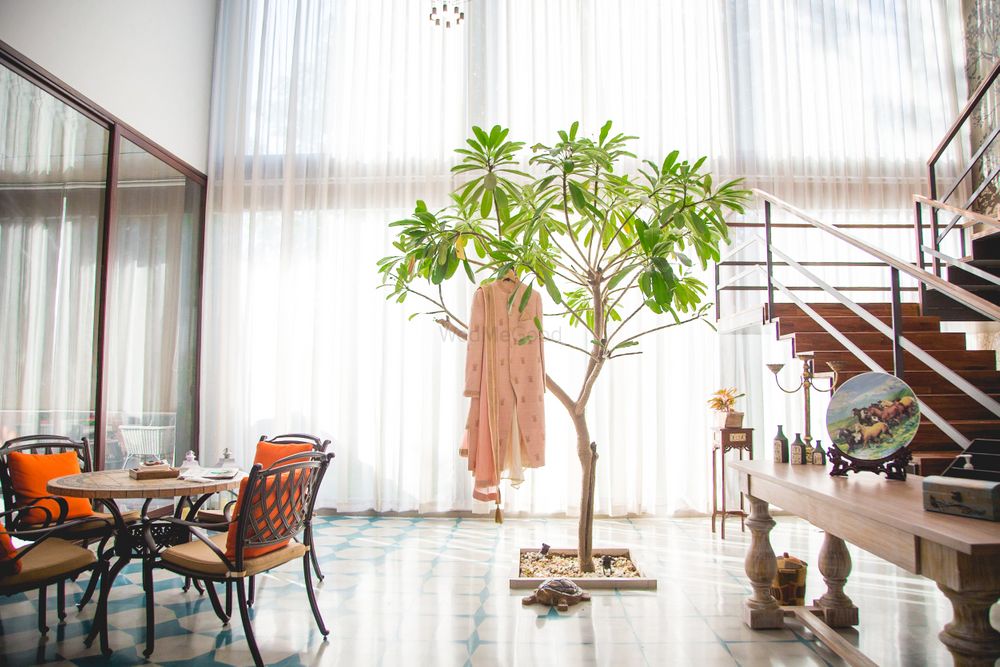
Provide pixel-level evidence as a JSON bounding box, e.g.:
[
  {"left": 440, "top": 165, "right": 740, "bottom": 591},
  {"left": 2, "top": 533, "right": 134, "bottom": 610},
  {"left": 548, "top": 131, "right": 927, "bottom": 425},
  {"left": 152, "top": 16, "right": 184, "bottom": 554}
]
[{"left": 460, "top": 278, "right": 546, "bottom": 504}]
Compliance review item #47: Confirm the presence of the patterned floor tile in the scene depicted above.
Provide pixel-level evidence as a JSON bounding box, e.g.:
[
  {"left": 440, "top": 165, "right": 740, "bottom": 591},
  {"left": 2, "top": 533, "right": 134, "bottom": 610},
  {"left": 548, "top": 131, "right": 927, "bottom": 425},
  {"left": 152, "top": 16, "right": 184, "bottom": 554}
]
[{"left": 0, "top": 515, "right": 960, "bottom": 666}]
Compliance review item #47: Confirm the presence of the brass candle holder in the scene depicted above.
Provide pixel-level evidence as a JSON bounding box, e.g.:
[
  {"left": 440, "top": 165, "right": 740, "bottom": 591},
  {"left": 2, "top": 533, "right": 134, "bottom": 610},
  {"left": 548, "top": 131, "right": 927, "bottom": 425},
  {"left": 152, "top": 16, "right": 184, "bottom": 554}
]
[{"left": 767, "top": 354, "right": 846, "bottom": 453}]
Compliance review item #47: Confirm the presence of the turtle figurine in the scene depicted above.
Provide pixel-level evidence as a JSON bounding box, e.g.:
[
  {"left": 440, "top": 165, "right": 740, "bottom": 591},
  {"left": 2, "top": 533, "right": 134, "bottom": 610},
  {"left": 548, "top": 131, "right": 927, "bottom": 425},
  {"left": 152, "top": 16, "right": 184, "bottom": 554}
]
[{"left": 521, "top": 577, "right": 591, "bottom": 612}]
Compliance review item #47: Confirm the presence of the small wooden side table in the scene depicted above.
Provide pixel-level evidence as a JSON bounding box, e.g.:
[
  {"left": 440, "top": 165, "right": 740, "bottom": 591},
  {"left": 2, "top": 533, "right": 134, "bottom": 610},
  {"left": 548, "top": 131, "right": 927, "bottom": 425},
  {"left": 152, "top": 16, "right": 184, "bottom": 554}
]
[{"left": 711, "top": 427, "right": 753, "bottom": 539}]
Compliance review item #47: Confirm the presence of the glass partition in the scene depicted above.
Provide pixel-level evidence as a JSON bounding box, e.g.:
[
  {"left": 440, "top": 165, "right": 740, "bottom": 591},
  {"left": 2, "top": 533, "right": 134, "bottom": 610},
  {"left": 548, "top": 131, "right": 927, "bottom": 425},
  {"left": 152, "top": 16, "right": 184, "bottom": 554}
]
[
  {"left": 0, "top": 45, "right": 205, "bottom": 475},
  {"left": 102, "top": 138, "right": 203, "bottom": 468},
  {"left": 0, "top": 62, "right": 107, "bottom": 445}
]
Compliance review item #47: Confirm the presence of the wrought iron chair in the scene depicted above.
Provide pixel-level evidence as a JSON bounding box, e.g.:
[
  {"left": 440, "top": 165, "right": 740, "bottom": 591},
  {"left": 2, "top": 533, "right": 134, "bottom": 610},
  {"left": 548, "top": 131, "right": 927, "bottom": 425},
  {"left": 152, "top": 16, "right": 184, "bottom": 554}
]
[
  {"left": 194, "top": 432, "right": 331, "bottom": 608},
  {"left": 143, "top": 450, "right": 333, "bottom": 664},
  {"left": 0, "top": 497, "right": 109, "bottom": 643},
  {"left": 117, "top": 425, "right": 175, "bottom": 468},
  {"left": 0, "top": 435, "right": 139, "bottom": 614}
]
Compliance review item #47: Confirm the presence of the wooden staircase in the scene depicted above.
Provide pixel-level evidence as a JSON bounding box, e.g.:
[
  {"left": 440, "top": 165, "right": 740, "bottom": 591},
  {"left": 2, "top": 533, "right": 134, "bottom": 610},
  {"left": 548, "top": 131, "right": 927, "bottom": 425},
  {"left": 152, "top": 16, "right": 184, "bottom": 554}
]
[
  {"left": 766, "top": 302, "right": 1000, "bottom": 476},
  {"left": 922, "top": 231, "right": 1000, "bottom": 321}
]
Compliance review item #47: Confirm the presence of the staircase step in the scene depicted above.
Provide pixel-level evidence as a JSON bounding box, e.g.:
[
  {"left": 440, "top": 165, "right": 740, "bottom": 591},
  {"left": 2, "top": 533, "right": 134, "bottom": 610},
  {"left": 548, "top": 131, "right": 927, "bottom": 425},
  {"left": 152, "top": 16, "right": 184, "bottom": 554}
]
[
  {"left": 910, "top": 451, "right": 961, "bottom": 476},
  {"left": 917, "top": 393, "right": 1000, "bottom": 420},
  {"left": 785, "top": 331, "right": 967, "bottom": 353},
  {"left": 921, "top": 286, "right": 1000, "bottom": 322},
  {"left": 972, "top": 231, "right": 1000, "bottom": 261},
  {"left": 765, "top": 302, "right": 920, "bottom": 320},
  {"left": 832, "top": 370, "right": 1000, "bottom": 394},
  {"left": 946, "top": 260, "right": 1000, "bottom": 287},
  {"left": 909, "top": 420, "right": 1000, "bottom": 449},
  {"left": 775, "top": 315, "right": 941, "bottom": 337},
  {"left": 810, "top": 349, "right": 997, "bottom": 373}
]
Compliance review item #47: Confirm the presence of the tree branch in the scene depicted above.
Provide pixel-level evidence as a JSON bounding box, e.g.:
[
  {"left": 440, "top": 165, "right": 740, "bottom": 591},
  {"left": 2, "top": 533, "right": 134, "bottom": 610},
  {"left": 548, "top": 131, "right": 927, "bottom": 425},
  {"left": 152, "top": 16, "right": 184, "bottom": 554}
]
[{"left": 544, "top": 335, "right": 598, "bottom": 359}]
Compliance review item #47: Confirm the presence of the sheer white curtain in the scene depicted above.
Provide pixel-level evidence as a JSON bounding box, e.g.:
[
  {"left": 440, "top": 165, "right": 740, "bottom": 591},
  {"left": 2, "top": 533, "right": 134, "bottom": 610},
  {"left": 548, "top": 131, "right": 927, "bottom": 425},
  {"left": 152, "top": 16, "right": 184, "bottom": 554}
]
[{"left": 202, "top": 0, "right": 965, "bottom": 515}]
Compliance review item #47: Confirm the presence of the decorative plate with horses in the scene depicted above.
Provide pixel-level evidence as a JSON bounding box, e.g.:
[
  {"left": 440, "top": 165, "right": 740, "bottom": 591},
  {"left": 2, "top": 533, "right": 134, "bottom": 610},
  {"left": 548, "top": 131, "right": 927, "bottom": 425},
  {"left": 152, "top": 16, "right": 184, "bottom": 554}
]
[{"left": 826, "top": 372, "right": 920, "bottom": 462}]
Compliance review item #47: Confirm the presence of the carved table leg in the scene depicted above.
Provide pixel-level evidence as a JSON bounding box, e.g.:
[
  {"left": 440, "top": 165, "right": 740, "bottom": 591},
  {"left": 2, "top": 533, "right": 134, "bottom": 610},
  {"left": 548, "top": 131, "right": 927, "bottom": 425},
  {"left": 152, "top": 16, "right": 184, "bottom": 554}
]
[
  {"left": 743, "top": 496, "right": 784, "bottom": 629},
  {"left": 813, "top": 532, "right": 859, "bottom": 627},
  {"left": 937, "top": 585, "right": 1000, "bottom": 667}
]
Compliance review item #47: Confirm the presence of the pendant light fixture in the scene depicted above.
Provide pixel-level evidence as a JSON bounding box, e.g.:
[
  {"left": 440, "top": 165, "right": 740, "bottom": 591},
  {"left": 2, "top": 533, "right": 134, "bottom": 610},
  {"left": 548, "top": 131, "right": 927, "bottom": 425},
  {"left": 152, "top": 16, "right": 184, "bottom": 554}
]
[{"left": 428, "top": 1, "right": 465, "bottom": 28}]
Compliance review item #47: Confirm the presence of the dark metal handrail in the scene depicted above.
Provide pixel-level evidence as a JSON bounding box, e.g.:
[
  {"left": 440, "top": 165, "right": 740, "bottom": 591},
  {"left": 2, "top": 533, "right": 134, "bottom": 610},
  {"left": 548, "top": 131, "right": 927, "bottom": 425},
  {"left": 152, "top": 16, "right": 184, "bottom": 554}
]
[
  {"left": 926, "top": 57, "right": 1000, "bottom": 267},
  {"left": 927, "top": 58, "right": 1000, "bottom": 167}
]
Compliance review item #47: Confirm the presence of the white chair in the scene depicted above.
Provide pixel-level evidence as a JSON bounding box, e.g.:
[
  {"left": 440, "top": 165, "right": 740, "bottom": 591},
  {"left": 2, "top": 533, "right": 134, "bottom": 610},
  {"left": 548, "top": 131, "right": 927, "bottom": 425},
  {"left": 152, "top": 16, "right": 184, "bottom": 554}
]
[{"left": 118, "top": 426, "right": 174, "bottom": 468}]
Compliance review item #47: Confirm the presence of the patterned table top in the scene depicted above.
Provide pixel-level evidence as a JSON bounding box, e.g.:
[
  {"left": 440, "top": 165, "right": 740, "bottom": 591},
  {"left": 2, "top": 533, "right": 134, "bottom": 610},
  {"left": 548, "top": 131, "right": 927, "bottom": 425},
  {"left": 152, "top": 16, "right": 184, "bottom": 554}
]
[{"left": 48, "top": 469, "right": 244, "bottom": 499}]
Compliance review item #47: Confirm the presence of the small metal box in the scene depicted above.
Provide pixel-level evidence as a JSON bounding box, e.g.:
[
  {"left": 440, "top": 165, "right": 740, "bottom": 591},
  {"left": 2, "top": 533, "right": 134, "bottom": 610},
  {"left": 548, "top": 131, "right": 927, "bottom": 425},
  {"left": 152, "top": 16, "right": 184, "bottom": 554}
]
[
  {"left": 923, "top": 439, "right": 1000, "bottom": 522},
  {"left": 923, "top": 476, "right": 1000, "bottom": 521}
]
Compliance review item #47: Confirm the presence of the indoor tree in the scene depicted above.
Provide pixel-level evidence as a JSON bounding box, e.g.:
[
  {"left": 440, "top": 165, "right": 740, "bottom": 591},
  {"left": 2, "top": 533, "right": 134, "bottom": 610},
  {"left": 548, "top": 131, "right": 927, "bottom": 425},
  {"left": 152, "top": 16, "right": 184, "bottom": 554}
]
[{"left": 377, "top": 122, "right": 750, "bottom": 572}]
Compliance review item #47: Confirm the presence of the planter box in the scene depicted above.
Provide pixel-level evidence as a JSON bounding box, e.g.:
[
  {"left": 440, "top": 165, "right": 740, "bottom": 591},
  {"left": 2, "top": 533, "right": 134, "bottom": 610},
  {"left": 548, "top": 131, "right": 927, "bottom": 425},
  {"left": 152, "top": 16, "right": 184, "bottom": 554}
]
[
  {"left": 510, "top": 547, "right": 657, "bottom": 591},
  {"left": 714, "top": 411, "right": 744, "bottom": 429}
]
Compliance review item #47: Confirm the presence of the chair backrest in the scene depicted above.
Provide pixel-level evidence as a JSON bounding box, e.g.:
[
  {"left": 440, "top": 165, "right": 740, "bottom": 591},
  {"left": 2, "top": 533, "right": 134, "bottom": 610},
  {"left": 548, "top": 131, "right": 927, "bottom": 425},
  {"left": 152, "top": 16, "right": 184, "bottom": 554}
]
[
  {"left": 259, "top": 433, "right": 331, "bottom": 453},
  {"left": 232, "top": 451, "right": 333, "bottom": 569},
  {"left": 0, "top": 435, "right": 93, "bottom": 527}
]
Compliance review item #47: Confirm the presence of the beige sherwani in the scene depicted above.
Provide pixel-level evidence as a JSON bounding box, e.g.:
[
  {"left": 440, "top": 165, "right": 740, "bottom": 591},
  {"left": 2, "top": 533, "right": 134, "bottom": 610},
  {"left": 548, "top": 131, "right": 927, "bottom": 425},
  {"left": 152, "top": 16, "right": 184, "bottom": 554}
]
[{"left": 461, "top": 279, "right": 546, "bottom": 503}]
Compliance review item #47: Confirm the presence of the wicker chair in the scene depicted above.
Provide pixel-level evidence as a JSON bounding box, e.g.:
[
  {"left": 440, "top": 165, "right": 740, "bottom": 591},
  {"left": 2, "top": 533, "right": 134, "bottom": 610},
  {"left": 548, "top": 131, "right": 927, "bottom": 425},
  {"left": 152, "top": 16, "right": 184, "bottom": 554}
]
[
  {"left": 0, "top": 435, "right": 139, "bottom": 614},
  {"left": 143, "top": 450, "right": 333, "bottom": 664},
  {"left": 0, "top": 499, "right": 109, "bottom": 644},
  {"left": 117, "top": 425, "right": 175, "bottom": 468}
]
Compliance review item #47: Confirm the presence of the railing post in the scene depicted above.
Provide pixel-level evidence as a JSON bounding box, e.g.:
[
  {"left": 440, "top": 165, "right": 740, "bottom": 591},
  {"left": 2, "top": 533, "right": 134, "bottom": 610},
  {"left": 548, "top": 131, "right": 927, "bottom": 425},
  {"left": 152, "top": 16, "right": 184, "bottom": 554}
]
[
  {"left": 889, "top": 267, "right": 905, "bottom": 379},
  {"left": 914, "top": 200, "right": 925, "bottom": 311},
  {"left": 764, "top": 200, "right": 775, "bottom": 321},
  {"left": 928, "top": 163, "right": 941, "bottom": 278}
]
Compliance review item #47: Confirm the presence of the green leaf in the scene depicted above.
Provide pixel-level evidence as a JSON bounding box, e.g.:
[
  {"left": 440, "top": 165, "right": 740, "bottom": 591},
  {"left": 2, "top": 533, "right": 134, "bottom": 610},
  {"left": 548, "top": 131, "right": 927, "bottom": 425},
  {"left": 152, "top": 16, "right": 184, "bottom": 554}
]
[
  {"left": 517, "top": 335, "right": 535, "bottom": 345},
  {"left": 431, "top": 261, "right": 445, "bottom": 284},
  {"left": 473, "top": 126, "right": 491, "bottom": 149},
  {"left": 543, "top": 276, "right": 562, "bottom": 304},
  {"left": 484, "top": 172, "right": 497, "bottom": 191},
  {"left": 463, "top": 259, "right": 476, "bottom": 283},
  {"left": 651, "top": 272, "right": 672, "bottom": 305},
  {"left": 612, "top": 340, "right": 640, "bottom": 351},
  {"left": 480, "top": 189, "right": 493, "bottom": 219},
  {"left": 533, "top": 316, "right": 543, "bottom": 332},
  {"left": 567, "top": 181, "right": 587, "bottom": 212},
  {"left": 662, "top": 150, "right": 679, "bottom": 172},
  {"left": 518, "top": 284, "right": 533, "bottom": 312},
  {"left": 569, "top": 121, "right": 579, "bottom": 140},
  {"left": 598, "top": 120, "right": 612, "bottom": 145},
  {"left": 494, "top": 188, "right": 510, "bottom": 225},
  {"left": 607, "top": 266, "right": 635, "bottom": 291}
]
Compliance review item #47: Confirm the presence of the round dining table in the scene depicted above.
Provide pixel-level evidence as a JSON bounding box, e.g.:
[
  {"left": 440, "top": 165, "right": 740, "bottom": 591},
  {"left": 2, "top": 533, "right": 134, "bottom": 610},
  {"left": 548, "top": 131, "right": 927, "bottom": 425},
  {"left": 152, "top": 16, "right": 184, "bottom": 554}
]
[{"left": 48, "top": 469, "right": 244, "bottom": 656}]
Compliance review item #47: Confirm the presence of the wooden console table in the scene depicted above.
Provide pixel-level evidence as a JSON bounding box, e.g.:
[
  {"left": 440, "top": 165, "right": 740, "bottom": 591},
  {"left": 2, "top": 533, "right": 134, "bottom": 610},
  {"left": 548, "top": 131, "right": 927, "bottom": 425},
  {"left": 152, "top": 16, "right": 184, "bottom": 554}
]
[{"left": 729, "top": 460, "right": 1000, "bottom": 667}]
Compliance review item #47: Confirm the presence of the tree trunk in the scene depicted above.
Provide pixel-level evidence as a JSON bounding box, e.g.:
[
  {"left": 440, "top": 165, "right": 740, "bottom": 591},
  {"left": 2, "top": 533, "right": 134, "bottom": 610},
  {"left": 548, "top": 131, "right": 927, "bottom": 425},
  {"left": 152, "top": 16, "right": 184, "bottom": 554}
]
[{"left": 574, "top": 413, "right": 597, "bottom": 573}]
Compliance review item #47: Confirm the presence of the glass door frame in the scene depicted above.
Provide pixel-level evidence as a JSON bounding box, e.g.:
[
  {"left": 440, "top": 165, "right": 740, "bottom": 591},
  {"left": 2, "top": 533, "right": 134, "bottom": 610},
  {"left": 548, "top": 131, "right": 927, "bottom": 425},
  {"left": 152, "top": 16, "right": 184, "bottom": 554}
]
[{"left": 0, "top": 39, "right": 207, "bottom": 470}]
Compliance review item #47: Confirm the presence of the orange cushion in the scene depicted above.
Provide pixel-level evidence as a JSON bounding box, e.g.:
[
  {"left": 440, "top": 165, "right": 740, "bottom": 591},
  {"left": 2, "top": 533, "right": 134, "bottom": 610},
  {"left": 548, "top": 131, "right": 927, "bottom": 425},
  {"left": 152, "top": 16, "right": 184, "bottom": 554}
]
[
  {"left": 0, "top": 524, "right": 20, "bottom": 576},
  {"left": 7, "top": 451, "right": 93, "bottom": 525},
  {"left": 252, "top": 440, "right": 314, "bottom": 469},
  {"left": 224, "top": 472, "right": 305, "bottom": 560},
  {"left": 223, "top": 440, "right": 313, "bottom": 561}
]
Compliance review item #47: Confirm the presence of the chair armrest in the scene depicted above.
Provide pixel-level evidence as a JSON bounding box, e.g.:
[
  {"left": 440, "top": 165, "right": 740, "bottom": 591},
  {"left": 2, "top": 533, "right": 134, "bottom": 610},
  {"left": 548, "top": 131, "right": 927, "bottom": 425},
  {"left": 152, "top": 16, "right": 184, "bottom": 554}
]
[
  {"left": 4, "top": 496, "right": 69, "bottom": 530},
  {"left": 143, "top": 516, "right": 238, "bottom": 572},
  {"left": 5, "top": 514, "right": 112, "bottom": 563}
]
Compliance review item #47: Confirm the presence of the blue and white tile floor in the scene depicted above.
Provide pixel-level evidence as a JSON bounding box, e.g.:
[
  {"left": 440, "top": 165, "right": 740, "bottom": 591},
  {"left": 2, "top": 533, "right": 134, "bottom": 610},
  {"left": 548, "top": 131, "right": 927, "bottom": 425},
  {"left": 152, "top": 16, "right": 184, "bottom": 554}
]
[{"left": 0, "top": 515, "right": 974, "bottom": 665}]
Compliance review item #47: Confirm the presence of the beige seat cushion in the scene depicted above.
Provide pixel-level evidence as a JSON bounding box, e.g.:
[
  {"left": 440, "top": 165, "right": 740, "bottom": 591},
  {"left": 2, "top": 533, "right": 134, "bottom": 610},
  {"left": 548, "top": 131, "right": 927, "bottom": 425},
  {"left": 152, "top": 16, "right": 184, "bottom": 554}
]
[
  {"left": 194, "top": 509, "right": 229, "bottom": 525},
  {"left": 59, "top": 509, "right": 141, "bottom": 536},
  {"left": 161, "top": 533, "right": 308, "bottom": 577},
  {"left": 0, "top": 538, "right": 96, "bottom": 591}
]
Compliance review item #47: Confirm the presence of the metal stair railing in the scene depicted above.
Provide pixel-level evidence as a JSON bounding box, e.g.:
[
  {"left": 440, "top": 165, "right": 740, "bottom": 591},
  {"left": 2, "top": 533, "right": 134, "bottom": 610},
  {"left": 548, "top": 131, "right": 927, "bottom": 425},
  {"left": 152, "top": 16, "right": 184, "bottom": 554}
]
[
  {"left": 716, "top": 189, "right": 1000, "bottom": 452},
  {"left": 925, "top": 58, "right": 1000, "bottom": 265}
]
